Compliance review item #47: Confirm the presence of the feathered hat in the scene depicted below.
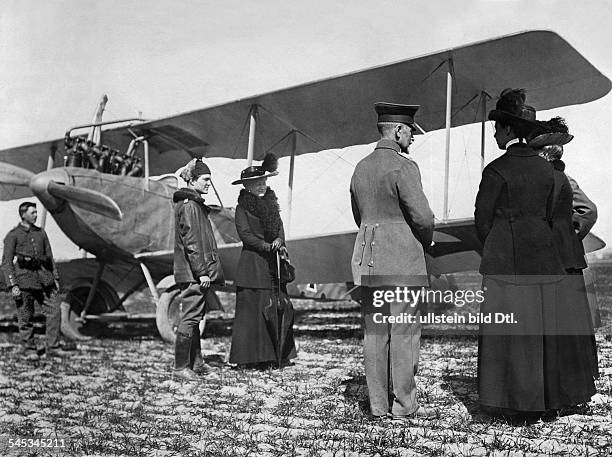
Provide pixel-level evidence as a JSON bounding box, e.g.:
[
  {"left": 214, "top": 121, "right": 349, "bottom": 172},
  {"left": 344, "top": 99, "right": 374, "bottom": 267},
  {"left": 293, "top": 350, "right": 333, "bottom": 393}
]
[
  {"left": 488, "top": 88, "right": 541, "bottom": 136},
  {"left": 527, "top": 116, "right": 574, "bottom": 149},
  {"left": 232, "top": 153, "right": 279, "bottom": 185}
]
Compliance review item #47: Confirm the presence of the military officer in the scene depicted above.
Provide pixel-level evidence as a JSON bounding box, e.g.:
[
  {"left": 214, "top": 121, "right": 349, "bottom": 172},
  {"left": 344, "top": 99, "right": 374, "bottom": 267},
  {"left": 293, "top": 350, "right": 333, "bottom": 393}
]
[
  {"left": 2, "top": 202, "right": 75, "bottom": 361},
  {"left": 350, "top": 102, "right": 436, "bottom": 419}
]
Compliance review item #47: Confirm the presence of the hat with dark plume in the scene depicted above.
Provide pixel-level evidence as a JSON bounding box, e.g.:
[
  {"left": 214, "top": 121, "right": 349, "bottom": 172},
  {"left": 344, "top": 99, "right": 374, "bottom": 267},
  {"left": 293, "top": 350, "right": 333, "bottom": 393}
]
[
  {"left": 488, "top": 88, "right": 540, "bottom": 136},
  {"left": 261, "top": 153, "right": 278, "bottom": 173},
  {"left": 232, "top": 153, "right": 279, "bottom": 185},
  {"left": 375, "top": 102, "right": 426, "bottom": 135},
  {"left": 528, "top": 116, "right": 574, "bottom": 149}
]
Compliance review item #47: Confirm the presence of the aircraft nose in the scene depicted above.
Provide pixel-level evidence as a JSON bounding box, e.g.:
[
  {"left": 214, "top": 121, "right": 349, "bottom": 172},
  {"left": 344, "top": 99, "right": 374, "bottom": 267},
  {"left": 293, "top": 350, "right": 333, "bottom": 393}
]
[{"left": 29, "top": 168, "right": 70, "bottom": 211}]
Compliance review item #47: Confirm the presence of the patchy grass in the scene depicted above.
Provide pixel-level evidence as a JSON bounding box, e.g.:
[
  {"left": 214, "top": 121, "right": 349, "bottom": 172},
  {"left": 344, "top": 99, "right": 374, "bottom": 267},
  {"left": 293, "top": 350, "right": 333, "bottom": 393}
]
[{"left": 0, "top": 265, "right": 611, "bottom": 456}]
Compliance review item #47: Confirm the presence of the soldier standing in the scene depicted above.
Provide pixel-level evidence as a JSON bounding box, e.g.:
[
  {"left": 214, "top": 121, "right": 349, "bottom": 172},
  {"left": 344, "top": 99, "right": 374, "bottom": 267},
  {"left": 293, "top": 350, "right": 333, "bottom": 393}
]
[
  {"left": 2, "top": 202, "right": 75, "bottom": 361},
  {"left": 350, "top": 103, "right": 436, "bottom": 419}
]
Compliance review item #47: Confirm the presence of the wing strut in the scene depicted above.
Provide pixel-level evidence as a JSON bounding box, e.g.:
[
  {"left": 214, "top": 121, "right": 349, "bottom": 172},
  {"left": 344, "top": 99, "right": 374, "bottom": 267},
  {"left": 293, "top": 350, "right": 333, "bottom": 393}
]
[
  {"left": 443, "top": 58, "right": 454, "bottom": 221},
  {"left": 286, "top": 130, "right": 297, "bottom": 237},
  {"left": 247, "top": 105, "right": 258, "bottom": 166}
]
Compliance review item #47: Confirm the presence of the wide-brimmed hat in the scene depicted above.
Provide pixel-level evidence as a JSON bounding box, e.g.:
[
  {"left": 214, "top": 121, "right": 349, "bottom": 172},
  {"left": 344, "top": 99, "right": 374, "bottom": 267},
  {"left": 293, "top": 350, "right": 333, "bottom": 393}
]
[
  {"left": 375, "top": 102, "right": 426, "bottom": 135},
  {"left": 488, "top": 88, "right": 540, "bottom": 134},
  {"left": 231, "top": 166, "right": 278, "bottom": 185},
  {"left": 528, "top": 132, "right": 574, "bottom": 149},
  {"left": 527, "top": 117, "right": 574, "bottom": 148}
]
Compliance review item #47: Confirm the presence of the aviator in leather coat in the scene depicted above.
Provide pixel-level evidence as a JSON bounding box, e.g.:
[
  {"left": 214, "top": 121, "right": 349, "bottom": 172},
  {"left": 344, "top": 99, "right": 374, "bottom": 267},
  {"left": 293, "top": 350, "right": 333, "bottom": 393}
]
[{"left": 173, "top": 188, "right": 224, "bottom": 284}]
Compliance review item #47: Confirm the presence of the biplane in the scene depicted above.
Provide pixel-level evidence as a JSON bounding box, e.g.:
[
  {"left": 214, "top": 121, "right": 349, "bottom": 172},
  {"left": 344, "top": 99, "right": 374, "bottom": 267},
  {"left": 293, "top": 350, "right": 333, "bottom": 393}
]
[{"left": 0, "top": 30, "right": 609, "bottom": 343}]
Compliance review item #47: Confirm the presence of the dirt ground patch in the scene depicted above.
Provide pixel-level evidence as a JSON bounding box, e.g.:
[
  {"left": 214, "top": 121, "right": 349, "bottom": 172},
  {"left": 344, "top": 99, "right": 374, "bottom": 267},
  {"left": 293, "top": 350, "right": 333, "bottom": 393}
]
[{"left": 1, "top": 266, "right": 611, "bottom": 456}]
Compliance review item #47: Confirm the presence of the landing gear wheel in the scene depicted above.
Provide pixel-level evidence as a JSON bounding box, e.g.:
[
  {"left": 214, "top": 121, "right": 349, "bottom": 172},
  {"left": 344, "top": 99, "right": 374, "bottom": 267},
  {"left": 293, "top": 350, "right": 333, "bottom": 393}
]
[
  {"left": 65, "top": 279, "right": 120, "bottom": 335},
  {"left": 155, "top": 288, "right": 206, "bottom": 344}
]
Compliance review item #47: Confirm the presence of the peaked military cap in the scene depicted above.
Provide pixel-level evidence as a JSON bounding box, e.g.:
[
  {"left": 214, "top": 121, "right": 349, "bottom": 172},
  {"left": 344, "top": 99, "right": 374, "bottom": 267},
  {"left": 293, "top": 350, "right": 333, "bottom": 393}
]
[{"left": 375, "top": 102, "right": 425, "bottom": 134}]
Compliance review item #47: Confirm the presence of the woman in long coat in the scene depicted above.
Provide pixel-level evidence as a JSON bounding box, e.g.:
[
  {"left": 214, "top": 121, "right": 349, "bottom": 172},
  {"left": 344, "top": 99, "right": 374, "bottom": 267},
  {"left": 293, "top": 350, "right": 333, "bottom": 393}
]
[
  {"left": 229, "top": 154, "right": 296, "bottom": 367},
  {"left": 475, "top": 89, "right": 571, "bottom": 415}
]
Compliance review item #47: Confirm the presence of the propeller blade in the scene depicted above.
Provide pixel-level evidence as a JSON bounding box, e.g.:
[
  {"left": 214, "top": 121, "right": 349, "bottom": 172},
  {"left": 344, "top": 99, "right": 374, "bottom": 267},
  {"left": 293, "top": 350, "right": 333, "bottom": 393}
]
[
  {"left": 0, "top": 163, "right": 35, "bottom": 186},
  {"left": 47, "top": 181, "right": 123, "bottom": 221}
]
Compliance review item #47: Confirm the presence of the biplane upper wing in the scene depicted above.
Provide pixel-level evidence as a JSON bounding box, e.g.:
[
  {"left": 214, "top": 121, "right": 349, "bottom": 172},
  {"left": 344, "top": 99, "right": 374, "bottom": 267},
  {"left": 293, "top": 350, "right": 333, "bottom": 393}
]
[{"left": 1, "top": 30, "right": 610, "bottom": 201}]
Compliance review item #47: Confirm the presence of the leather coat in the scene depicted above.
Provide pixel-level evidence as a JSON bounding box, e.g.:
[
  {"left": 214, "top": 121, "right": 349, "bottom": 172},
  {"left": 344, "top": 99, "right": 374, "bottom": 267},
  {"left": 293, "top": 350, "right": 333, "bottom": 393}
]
[{"left": 173, "top": 188, "right": 224, "bottom": 284}]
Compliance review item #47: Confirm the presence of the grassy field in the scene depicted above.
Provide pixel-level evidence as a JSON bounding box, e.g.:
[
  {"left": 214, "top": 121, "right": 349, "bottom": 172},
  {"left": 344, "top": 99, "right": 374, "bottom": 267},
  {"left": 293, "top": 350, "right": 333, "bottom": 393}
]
[{"left": 0, "top": 265, "right": 611, "bottom": 456}]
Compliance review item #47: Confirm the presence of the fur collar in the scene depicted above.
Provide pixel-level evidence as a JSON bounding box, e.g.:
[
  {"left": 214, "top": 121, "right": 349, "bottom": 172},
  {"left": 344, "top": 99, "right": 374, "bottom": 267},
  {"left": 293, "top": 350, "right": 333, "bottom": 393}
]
[
  {"left": 238, "top": 188, "right": 282, "bottom": 241},
  {"left": 173, "top": 188, "right": 209, "bottom": 210}
]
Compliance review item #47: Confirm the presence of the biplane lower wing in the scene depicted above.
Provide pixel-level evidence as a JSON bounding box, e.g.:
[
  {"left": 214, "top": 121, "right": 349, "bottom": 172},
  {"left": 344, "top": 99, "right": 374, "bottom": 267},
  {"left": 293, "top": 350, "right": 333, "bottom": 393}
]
[
  {"left": 283, "top": 219, "right": 483, "bottom": 283},
  {"left": 39, "top": 218, "right": 603, "bottom": 303}
]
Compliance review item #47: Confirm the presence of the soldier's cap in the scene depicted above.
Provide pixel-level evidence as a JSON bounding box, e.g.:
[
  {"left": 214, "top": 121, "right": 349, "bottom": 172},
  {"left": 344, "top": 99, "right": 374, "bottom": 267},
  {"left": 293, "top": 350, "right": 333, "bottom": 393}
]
[{"left": 375, "top": 102, "right": 426, "bottom": 135}]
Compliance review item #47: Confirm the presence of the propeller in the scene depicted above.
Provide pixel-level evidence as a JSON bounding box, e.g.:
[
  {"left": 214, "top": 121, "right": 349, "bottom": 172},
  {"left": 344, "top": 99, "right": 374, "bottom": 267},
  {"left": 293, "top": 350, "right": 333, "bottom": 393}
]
[
  {"left": 47, "top": 181, "right": 123, "bottom": 221},
  {"left": 0, "top": 163, "right": 35, "bottom": 186}
]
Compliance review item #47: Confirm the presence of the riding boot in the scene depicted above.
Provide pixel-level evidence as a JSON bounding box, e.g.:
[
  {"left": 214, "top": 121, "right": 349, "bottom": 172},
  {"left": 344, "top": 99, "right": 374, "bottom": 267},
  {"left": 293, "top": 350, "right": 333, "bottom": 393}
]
[
  {"left": 191, "top": 331, "right": 210, "bottom": 374},
  {"left": 174, "top": 331, "right": 193, "bottom": 371}
]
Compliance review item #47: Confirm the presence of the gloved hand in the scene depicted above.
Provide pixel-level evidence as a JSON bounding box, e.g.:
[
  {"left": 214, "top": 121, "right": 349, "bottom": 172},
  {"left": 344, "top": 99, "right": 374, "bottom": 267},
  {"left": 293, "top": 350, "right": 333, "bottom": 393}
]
[{"left": 270, "top": 238, "right": 283, "bottom": 252}]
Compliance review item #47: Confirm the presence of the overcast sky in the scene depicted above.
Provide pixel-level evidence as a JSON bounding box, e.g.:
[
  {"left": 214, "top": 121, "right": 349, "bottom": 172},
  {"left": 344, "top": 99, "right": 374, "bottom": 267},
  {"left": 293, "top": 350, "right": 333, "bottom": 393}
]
[{"left": 1, "top": 0, "right": 610, "bottom": 258}]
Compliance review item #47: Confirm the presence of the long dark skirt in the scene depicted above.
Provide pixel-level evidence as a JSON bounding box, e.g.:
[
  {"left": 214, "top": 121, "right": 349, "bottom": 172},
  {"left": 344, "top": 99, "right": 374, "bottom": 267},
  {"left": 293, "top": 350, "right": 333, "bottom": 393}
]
[
  {"left": 478, "top": 274, "right": 597, "bottom": 412},
  {"left": 229, "top": 287, "right": 297, "bottom": 365}
]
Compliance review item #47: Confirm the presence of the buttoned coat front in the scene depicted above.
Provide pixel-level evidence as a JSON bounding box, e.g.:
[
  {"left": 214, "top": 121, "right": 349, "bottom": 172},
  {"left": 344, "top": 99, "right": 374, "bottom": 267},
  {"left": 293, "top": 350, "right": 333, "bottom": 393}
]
[
  {"left": 2, "top": 224, "right": 59, "bottom": 290},
  {"left": 234, "top": 204, "right": 285, "bottom": 289},
  {"left": 350, "top": 139, "right": 434, "bottom": 287}
]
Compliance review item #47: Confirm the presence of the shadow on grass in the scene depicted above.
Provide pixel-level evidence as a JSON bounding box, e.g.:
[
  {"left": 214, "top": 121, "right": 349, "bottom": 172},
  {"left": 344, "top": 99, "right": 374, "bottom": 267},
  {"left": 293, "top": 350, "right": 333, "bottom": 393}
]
[
  {"left": 341, "top": 374, "right": 371, "bottom": 416},
  {"left": 441, "top": 373, "right": 565, "bottom": 426}
]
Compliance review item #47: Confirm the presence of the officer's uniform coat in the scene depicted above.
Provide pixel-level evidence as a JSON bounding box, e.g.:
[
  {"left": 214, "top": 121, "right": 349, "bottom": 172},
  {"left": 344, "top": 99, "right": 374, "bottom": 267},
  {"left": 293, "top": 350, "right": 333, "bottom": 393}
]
[{"left": 350, "top": 139, "right": 434, "bottom": 287}]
